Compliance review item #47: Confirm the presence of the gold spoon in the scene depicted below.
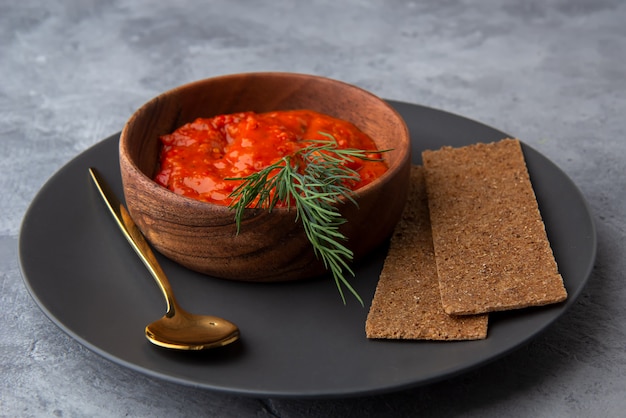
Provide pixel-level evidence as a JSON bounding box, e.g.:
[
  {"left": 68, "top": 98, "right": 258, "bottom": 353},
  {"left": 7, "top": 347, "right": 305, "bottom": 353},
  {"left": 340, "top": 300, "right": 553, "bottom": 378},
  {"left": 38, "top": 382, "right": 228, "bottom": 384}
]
[{"left": 89, "top": 168, "right": 240, "bottom": 350}]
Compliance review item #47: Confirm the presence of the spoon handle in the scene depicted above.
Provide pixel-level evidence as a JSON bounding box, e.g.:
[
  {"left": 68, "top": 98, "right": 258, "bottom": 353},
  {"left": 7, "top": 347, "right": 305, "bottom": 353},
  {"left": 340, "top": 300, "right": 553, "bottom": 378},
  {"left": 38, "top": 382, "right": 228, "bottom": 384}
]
[{"left": 89, "top": 168, "right": 177, "bottom": 314}]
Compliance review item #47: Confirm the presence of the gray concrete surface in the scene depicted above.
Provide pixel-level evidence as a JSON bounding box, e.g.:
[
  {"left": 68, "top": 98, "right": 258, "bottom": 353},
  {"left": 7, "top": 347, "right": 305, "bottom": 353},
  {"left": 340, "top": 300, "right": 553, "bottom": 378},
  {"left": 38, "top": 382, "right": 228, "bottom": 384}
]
[{"left": 1, "top": 0, "right": 625, "bottom": 416}]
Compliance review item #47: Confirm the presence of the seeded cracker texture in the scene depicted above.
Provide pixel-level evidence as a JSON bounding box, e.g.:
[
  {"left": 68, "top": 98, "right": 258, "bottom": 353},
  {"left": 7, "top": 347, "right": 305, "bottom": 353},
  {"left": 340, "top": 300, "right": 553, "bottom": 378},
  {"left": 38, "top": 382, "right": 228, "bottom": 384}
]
[
  {"left": 422, "top": 139, "right": 567, "bottom": 316},
  {"left": 365, "top": 166, "right": 488, "bottom": 340}
]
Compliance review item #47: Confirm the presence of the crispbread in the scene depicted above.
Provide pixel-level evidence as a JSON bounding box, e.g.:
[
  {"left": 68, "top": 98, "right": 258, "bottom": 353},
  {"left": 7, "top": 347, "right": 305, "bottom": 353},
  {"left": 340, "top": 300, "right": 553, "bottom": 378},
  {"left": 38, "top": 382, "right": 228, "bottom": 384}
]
[
  {"left": 365, "top": 166, "right": 488, "bottom": 340},
  {"left": 422, "top": 139, "right": 567, "bottom": 315}
]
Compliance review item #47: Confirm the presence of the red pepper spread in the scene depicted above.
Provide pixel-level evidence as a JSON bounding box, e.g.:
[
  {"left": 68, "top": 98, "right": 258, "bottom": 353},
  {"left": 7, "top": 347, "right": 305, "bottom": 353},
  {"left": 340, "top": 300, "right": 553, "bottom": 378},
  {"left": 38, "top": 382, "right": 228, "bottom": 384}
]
[{"left": 154, "top": 110, "right": 388, "bottom": 205}]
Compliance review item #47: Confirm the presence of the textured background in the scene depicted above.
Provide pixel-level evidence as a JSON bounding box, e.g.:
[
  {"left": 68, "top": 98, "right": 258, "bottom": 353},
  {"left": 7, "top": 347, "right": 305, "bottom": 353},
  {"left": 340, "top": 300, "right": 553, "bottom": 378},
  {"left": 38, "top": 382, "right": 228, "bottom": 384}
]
[{"left": 2, "top": 0, "right": 625, "bottom": 416}]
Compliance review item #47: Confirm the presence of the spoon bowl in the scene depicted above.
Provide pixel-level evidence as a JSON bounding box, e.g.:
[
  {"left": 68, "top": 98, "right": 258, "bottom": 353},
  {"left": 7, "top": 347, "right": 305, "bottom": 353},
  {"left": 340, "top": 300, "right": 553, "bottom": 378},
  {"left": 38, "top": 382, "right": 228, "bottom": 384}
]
[
  {"left": 89, "top": 167, "right": 240, "bottom": 350},
  {"left": 146, "top": 309, "right": 240, "bottom": 350}
]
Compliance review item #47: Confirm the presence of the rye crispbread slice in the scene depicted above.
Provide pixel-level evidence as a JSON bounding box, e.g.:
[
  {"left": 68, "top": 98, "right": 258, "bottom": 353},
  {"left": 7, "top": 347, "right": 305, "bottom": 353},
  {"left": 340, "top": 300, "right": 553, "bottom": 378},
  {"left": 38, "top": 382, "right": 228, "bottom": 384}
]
[
  {"left": 422, "top": 139, "right": 567, "bottom": 315},
  {"left": 365, "top": 166, "right": 488, "bottom": 340}
]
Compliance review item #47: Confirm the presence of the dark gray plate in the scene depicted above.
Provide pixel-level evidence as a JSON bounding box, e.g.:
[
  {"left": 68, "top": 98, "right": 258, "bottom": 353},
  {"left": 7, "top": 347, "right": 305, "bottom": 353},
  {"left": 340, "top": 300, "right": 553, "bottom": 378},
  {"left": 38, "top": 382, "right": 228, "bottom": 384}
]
[{"left": 19, "top": 101, "right": 596, "bottom": 398}]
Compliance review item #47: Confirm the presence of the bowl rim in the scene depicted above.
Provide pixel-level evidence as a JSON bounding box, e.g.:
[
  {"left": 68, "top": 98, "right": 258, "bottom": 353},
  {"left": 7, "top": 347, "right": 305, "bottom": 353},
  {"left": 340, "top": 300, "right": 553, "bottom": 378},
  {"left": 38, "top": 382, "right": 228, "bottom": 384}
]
[{"left": 119, "top": 71, "right": 411, "bottom": 213}]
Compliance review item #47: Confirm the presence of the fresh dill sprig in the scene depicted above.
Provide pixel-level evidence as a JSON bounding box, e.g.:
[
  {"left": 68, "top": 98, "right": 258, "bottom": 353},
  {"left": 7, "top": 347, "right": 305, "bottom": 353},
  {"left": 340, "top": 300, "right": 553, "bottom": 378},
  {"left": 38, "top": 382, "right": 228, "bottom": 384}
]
[{"left": 227, "top": 132, "right": 387, "bottom": 305}]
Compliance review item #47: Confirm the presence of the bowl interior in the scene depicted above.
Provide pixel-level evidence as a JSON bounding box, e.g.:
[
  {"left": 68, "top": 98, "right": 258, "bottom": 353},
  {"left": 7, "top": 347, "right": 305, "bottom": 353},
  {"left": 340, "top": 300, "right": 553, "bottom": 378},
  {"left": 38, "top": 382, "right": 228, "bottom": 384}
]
[{"left": 120, "top": 72, "right": 409, "bottom": 194}]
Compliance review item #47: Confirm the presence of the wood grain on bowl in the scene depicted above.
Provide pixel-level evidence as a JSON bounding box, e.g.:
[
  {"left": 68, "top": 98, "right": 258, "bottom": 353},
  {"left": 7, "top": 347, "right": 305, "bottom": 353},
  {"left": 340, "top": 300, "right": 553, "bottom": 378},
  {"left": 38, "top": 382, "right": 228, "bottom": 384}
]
[{"left": 119, "top": 72, "right": 411, "bottom": 282}]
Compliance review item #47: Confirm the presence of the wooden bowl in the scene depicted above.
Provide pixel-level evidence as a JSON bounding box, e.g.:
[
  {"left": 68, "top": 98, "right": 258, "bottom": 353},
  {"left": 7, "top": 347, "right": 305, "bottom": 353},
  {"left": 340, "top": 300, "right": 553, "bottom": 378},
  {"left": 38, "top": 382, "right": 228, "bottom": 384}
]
[{"left": 119, "top": 72, "right": 410, "bottom": 282}]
